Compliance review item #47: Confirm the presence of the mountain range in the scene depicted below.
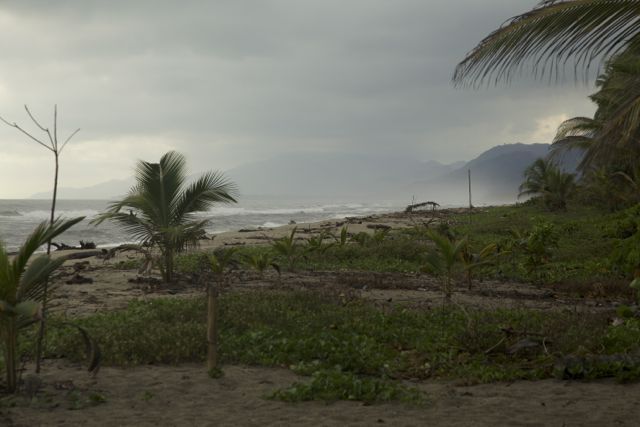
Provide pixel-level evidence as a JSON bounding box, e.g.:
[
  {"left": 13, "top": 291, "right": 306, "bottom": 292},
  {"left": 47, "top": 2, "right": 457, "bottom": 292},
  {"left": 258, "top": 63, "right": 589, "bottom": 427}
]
[{"left": 30, "top": 143, "right": 579, "bottom": 205}]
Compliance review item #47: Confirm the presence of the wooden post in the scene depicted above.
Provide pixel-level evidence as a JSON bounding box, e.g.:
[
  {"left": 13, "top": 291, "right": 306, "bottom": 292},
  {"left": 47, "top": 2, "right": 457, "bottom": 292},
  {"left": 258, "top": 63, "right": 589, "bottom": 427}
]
[
  {"left": 206, "top": 283, "right": 218, "bottom": 372},
  {"left": 468, "top": 169, "right": 472, "bottom": 225}
]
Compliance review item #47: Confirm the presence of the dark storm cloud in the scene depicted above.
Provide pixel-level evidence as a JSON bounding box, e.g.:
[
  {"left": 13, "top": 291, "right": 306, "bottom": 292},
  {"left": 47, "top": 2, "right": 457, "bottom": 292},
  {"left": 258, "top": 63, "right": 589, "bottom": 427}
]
[{"left": 0, "top": 0, "right": 595, "bottom": 197}]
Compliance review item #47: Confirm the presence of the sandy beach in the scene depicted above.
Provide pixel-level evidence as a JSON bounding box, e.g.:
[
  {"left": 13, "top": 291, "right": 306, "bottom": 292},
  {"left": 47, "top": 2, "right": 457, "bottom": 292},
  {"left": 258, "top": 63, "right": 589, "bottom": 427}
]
[{"left": 2, "top": 208, "right": 634, "bottom": 426}]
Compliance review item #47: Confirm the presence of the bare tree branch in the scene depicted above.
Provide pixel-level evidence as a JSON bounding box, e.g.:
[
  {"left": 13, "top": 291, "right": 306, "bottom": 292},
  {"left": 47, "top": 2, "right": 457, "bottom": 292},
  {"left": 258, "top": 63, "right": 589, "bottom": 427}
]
[
  {"left": 53, "top": 104, "right": 58, "bottom": 151},
  {"left": 59, "top": 128, "right": 80, "bottom": 154},
  {"left": 24, "top": 105, "right": 48, "bottom": 132},
  {"left": 0, "top": 114, "right": 53, "bottom": 152}
]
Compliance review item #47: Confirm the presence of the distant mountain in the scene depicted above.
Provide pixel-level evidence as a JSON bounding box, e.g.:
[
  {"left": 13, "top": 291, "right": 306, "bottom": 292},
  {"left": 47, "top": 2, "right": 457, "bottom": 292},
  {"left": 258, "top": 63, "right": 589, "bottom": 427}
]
[
  {"left": 406, "top": 143, "right": 581, "bottom": 205},
  {"left": 225, "top": 152, "right": 461, "bottom": 199},
  {"left": 30, "top": 178, "right": 133, "bottom": 200},
  {"left": 30, "top": 152, "right": 461, "bottom": 201},
  {"left": 31, "top": 144, "right": 579, "bottom": 204}
]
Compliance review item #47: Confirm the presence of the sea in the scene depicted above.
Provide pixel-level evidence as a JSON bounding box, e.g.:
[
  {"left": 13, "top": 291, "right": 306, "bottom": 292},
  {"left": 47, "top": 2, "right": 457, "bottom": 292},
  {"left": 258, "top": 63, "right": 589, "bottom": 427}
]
[{"left": 0, "top": 197, "right": 403, "bottom": 252}]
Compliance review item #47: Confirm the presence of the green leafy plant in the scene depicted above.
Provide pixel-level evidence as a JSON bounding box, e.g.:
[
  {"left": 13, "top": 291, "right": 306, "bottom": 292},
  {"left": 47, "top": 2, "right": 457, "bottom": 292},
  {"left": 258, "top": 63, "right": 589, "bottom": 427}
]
[
  {"left": 460, "top": 242, "right": 498, "bottom": 290},
  {"left": 422, "top": 231, "right": 467, "bottom": 299},
  {"left": 206, "top": 248, "right": 237, "bottom": 373},
  {"left": 351, "top": 232, "right": 370, "bottom": 247},
  {"left": 92, "top": 151, "right": 237, "bottom": 282},
  {"left": 0, "top": 105, "right": 81, "bottom": 373},
  {"left": 306, "top": 230, "right": 335, "bottom": 254},
  {"left": 371, "top": 228, "right": 390, "bottom": 244},
  {"left": 0, "top": 217, "right": 83, "bottom": 392},
  {"left": 507, "top": 220, "right": 559, "bottom": 275},
  {"left": 336, "top": 226, "right": 349, "bottom": 247},
  {"left": 272, "top": 227, "right": 301, "bottom": 271},
  {"left": 242, "top": 252, "right": 280, "bottom": 278},
  {"left": 269, "top": 367, "right": 424, "bottom": 404},
  {"left": 518, "top": 158, "right": 576, "bottom": 211}
]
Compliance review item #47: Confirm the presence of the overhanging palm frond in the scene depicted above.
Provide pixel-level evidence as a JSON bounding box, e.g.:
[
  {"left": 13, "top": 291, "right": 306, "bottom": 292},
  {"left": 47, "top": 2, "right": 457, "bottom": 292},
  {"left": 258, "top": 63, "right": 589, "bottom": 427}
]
[{"left": 454, "top": 1, "right": 640, "bottom": 86}]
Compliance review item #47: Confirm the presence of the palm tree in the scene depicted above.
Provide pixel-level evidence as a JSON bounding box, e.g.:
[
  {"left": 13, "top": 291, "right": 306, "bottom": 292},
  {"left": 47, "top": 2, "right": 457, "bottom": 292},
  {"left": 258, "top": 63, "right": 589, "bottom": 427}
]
[
  {"left": 519, "top": 158, "right": 576, "bottom": 210},
  {"left": 455, "top": 1, "right": 640, "bottom": 158},
  {"left": 93, "top": 151, "right": 237, "bottom": 283},
  {"left": 422, "top": 231, "right": 468, "bottom": 299},
  {"left": 551, "top": 51, "right": 640, "bottom": 170},
  {"left": 454, "top": 1, "right": 640, "bottom": 87},
  {"left": 0, "top": 217, "right": 84, "bottom": 392}
]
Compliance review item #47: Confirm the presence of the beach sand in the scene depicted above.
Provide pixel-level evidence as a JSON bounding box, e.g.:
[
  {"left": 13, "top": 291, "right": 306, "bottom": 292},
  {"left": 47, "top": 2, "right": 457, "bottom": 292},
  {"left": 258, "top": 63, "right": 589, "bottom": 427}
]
[
  {"left": 5, "top": 360, "right": 640, "bottom": 427},
  {"left": 3, "top": 208, "right": 635, "bottom": 426}
]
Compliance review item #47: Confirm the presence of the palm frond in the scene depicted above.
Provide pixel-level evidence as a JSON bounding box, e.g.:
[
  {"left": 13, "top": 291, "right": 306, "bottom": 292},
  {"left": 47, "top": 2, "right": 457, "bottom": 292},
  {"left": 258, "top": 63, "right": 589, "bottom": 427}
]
[
  {"left": 17, "top": 255, "right": 66, "bottom": 301},
  {"left": 454, "top": 0, "right": 640, "bottom": 86},
  {"left": 173, "top": 171, "right": 237, "bottom": 223},
  {"left": 11, "top": 217, "right": 84, "bottom": 283},
  {"left": 0, "top": 243, "right": 11, "bottom": 300}
]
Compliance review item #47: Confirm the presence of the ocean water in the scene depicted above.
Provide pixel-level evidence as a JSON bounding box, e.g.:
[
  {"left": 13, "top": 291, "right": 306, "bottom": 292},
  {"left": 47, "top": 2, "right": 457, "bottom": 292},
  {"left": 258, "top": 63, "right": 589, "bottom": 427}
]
[{"left": 0, "top": 196, "right": 402, "bottom": 252}]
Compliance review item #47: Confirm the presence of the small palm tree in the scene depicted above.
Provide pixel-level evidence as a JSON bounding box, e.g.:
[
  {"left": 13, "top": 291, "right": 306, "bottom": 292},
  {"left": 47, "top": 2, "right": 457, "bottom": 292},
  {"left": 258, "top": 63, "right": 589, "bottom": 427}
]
[
  {"left": 0, "top": 217, "right": 83, "bottom": 392},
  {"left": 422, "top": 231, "right": 468, "bottom": 299},
  {"left": 519, "top": 158, "right": 575, "bottom": 211},
  {"left": 272, "top": 227, "right": 301, "bottom": 271},
  {"left": 93, "top": 151, "right": 237, "bottom": 282},
  {"left": 243, "top": 252, "right": 280, "bottom": 278},
  {"left": 460, "top": 242, "right": 498, "bottom": 290}
]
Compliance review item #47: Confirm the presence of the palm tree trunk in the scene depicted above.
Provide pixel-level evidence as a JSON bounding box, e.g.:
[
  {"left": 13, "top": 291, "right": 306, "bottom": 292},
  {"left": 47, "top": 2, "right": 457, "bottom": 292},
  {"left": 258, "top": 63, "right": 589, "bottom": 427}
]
[
  {"left": 207, "top": 282, "right": 218, "bottom": 372},
  {"left": 445, "top": 275, "right": 452, "bottom": 300},
  {"left": 164, "top": 249, "right": 174, "bottom": 283},
  {"left": 4, "top": 318, "right": 18, "bottom": 392}
]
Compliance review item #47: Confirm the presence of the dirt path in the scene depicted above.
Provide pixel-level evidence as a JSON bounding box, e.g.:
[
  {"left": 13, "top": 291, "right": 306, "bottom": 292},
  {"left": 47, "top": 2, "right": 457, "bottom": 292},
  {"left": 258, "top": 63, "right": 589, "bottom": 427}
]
[{"left": 3, "top": 361, "right": 638, "bottom": 427}]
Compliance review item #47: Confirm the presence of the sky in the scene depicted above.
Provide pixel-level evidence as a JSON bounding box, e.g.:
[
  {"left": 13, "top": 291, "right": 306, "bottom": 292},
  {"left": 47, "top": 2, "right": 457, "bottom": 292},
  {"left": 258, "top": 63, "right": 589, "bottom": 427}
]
[{"left": 0, "top": 0, "right": 597, "bottom": 198}]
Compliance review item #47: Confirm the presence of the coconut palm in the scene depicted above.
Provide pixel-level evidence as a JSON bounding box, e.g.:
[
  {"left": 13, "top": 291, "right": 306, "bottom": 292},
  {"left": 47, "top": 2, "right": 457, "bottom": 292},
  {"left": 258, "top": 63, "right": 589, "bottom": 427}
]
[
  {"left": 519, "top": 158, "right": 576, "bottom": 210},
  {"left": 454, "top": 1, "right": 640, "bottom": 87},
  {"left": 93, "top": 151, "right": 237, "bottom": 282},
  {"left": 0, "top": 217, "right": 83, "bottom": 392},
  {"left": 455, "top": 1, "right": 640, "bottom": 157},
  {"left": 551, "top": 51, "right": 640, "bottom": 170}
]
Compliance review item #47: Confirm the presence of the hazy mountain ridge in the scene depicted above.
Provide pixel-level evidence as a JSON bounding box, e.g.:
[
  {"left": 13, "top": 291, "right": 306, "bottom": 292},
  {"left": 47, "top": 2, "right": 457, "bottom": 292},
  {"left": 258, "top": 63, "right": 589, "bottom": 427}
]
[
  {"left": 407, "top": 143, "right": 581, "bottom": 205},
  {"left": 30, "top": 144, "right": 577, "bottom": 203}
]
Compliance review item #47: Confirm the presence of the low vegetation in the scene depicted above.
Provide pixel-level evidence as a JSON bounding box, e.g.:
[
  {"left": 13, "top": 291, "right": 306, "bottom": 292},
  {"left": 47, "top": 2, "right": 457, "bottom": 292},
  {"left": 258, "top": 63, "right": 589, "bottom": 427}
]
[
  {"left": 170, "top": 202, "right": 632, "bottom": 296},
  {"left": 18, "top": 291, "right": 640, "bottom": 404}
]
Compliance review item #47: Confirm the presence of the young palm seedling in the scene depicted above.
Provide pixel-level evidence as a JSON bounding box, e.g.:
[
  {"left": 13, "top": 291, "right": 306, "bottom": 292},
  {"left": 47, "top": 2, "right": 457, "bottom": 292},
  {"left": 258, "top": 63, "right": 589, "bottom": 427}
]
[
  {"left": 459, "top": 242, "right": 498, "bottom": 290},
  {"left": 0, "top": 217, "right": 100, "bottom": 392},
  {"left": 243, "top": 252, "right": 280, "bottom": 279},
  {"left": 306, "top": 230, "right": 335, "bottom": 255},
  {"left": 272, "top": 227, "right": 302, "bottom": 271},
  {"left": 422, "top": 230, "right": 467, "bottom": 300},
  {"left": 92, "top": 151, "right": 237, "bottom": 283},
  {"left": 336, "top": 226, "right": 349, "bottom": 247}
]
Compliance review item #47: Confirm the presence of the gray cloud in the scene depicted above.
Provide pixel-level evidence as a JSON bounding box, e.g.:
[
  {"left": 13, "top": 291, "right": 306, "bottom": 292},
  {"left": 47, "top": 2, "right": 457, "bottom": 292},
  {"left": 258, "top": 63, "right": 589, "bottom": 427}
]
[{"left": 0, "top": 0, "right": 596, "bottom": 197}]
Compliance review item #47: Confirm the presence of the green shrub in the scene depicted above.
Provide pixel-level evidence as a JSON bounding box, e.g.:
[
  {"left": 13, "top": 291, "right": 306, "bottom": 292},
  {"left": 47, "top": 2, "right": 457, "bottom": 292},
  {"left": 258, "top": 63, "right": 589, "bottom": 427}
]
[{"left": 269, "top": 367, "right": 424, "bottom": 404}]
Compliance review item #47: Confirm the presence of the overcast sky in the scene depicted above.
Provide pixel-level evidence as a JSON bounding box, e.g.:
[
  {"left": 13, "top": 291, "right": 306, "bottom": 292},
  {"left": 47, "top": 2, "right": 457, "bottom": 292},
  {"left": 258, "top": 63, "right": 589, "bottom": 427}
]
[{"left": 0, "top": 0, "right": 596, "bottom": 198}]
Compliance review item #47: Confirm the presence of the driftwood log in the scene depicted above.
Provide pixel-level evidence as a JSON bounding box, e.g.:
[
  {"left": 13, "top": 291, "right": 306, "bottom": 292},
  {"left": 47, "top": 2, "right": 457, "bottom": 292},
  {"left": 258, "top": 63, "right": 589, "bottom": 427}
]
[
  {"left": 51, "top": 240, "right": 97, "bottom": 251},
  {"left": 405, "top": 201, "right": 440, "bottom": 213}
]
